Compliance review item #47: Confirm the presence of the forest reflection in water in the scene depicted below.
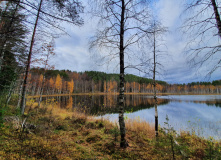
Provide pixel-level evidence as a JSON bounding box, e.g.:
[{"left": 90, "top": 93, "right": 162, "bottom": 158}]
[
  {"left": 41, "top": 94, "right": 221, "bottom": 139},
  {"left": 42, "top": 94, "right": 169, "bottom": 116}
]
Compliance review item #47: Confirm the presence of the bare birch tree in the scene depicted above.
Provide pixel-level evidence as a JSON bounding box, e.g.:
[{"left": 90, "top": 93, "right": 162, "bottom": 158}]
[
  {"left": 90, "top": 0, "right": 152, "bottom": 147},
  {"left": 138, "top": 19, "right": 167, "bottom": 137},
  {"left": 151, "top": 22, "right": 167, "bottom": 138}
]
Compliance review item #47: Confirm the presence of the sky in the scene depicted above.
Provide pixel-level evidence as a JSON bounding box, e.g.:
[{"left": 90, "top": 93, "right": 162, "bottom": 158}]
[{"left": 51, "top": 0, "right": 220, "bottom": 84}]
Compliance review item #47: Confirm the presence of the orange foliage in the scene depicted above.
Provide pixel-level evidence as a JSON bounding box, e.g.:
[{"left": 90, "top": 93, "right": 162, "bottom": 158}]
[
  {"left": 104, "top": 81, "right": 107, "bottom": 92},
  {"left": 66, "top": 96, "right": 73, "bottom": 109},
  {"left": 55, "top": 74, "right": 62, "bottom": 91},
  {"left": 133, "top": 82, "right": 136, "bottom": 92},
  {"left": 146, "top": 83, "right": 152, "bottom": 92},
  {"left": 49, "top": 78, "right": 54, "bottom": 87},
  {"left": 126, "top": 82, "right": 130, "bottom": 93},
  {"left": 108, "top": 81, "right": 114, "bottom": 93},
  {"left": 68, "top": 79, "right": 74, "bottom": 94},
  {"left": 39, "top": 74, "right": 43, "bottom": 83}
]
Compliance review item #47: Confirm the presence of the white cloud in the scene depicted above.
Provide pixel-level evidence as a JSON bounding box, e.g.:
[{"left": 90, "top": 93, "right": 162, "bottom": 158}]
[
  {"left": 51, "top": 1, "right": 220, "bottom": 83},
  {"left": 156, "top": 0, "right": 182, "bottom": 28}
]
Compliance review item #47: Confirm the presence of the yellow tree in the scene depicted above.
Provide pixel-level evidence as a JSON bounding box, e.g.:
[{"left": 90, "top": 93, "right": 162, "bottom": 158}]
[
  {"left": 193, "top": 85, "right": 198, "bottom": 93},
  {"left": 39, "top": 74, "right": 43, "bottom": 83},
  {"left": 55, "top": 74, "right": 62, "bottom": 93},
  {"left": 146, "top": 83, "right": 152, "bottom": 93},
  {"left": 201, "top": 85, "right": 206, "bottom": 93},
  {"left": 104, "top": 81, "right": 107, "bottom": 93},
  {"left": 133, "top": 82, "right": 136, "bottom": 92},
  {"left": 66, "top": 97, "right": 73, "bottom": 109},
  {"left": 108, "top": 81, "right": 114, "bottom": 93},
  {"left": 209, "top": 85, "right": 216, "bottom": 93},
  {"left": 38, "top": 74, "right": 44, "bottom": 95},
  {"left": 126, "top": 82, "right": 130, "bottom": 93},
  {"left": 157, "top": 83, "right": 163, "bottom": 93},
  {"left": 68, "top": 79, "right": 74, "bottom": 94},
  {"left": 49, "top": 78, "right": 54, "bottom": 88},
  {"left": 113, "top": 80, "right": 118, "bottom": 93},
  {"left": 177, "top": 85, "right": 181, "bottom": 93}
]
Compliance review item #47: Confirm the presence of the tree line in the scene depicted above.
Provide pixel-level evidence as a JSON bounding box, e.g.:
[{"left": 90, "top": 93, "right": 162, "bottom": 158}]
[{"left": 13, "top": 69, "right": 221, "bottom": 95}]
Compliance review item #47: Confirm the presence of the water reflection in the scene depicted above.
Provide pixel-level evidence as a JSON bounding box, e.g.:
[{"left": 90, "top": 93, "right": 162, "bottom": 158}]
[
  {"left": 43, "top": 95, "right": 169, "bottom": 115},
  {"left": 42, "top": 94, "right": 221, "bottom": 140}
]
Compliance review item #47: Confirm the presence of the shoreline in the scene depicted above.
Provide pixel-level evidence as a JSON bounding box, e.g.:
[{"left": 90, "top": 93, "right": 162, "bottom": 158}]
[{"left": 27, "top": 92, "right": 221, "bottom": 98}]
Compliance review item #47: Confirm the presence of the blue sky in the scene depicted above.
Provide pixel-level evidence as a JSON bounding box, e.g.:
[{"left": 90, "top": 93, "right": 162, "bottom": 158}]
[{"left": 51, "top": 0, "right": 220, "bottom": 84}]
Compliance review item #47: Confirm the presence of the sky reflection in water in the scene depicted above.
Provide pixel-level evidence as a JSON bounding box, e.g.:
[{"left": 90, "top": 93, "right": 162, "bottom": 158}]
[{"left": 98, "top": 95, "right": 221, "bottom": 140}]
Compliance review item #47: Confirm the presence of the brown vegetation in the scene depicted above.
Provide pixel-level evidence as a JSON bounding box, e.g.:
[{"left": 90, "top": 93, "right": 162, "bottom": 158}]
[{"left": 0, "top": 100, "right": 220, "bottom": 159}]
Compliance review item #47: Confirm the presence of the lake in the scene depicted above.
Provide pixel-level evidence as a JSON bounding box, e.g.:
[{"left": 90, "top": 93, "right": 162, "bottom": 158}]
[{"left": 42, "top": 94, "right": 221, "bottom": 140}]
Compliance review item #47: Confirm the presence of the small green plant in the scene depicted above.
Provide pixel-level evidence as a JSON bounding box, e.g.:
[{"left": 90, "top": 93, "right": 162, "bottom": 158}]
[
  {"left": 206, "top": 136, "right": 214, "bottom": 160},
  {"left": 163, "top": 115, "right": 176, "bottom": 160},
  {"left": 124, "top": 115, "right": 128, "bottom": 120}
]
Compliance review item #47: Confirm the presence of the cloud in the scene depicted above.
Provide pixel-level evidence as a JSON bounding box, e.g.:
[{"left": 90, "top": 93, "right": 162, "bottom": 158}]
[
  {"left": 156, "top": 0, "right": 182, "bottom": 28},
  {"left": 51, "top": 1, "right": 220, "bottom": 84},
  {"left": 154, "top": 0, "right": 220, "bottom": 83}
]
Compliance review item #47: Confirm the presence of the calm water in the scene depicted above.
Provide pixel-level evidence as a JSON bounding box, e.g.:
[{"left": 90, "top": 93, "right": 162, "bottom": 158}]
[{"left": 43, "top": 94, "right": 221, "bottom": 140}]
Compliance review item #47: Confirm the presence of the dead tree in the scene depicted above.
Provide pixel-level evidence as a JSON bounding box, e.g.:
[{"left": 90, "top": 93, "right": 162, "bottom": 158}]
[
  {"left": 20, "top": 0, "right": 43, "bottom": 115},
  {"left": 90, "top": 0, "right": 152, "bottom": 148}
]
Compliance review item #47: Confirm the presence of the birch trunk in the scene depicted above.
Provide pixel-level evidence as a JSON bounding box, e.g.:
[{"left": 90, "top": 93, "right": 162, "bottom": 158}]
[
  {"left": 153, "top": 28, "right": 158, "bottom": 137},
  {"left": 38, "top": 48, "right": 50, "bottom": 107},
  {"left": 17, "top": 78, "right": 24, "bottom": 109},
  {"left": 6, "top": 79, "right": 16, "bottom": 105},
  {"left": 38, "top": 76, "right": 45, "bottom": 107},
  {"left": 118, "top": 0, "right": 127, "bottom": 148}
]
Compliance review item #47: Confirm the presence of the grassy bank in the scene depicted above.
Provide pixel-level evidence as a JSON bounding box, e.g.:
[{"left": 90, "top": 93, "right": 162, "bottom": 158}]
[{"left": 0, "top": 100, "right": 221, "bottom": 159}]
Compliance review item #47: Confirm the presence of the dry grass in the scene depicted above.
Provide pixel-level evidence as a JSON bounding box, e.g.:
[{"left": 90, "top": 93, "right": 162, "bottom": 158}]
[
  {"left": 126, "top": 118, "right": 155, "bottom": 139},
  {"left": 45, "top": 103, "right": 75, "bottom": 120}
]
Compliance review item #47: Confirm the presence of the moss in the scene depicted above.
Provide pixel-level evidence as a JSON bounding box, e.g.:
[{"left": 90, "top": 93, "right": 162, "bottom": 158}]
[
  {"left": 85, "top": 121, "right": 96, "bottom": 129},
  {"left": 55, "top": 124, "right": 67, "bottom": 131},
  {"left": 86, "top": 134, "right": 102, "bottom": 143},
  {"left": 72, "top": 117, "right": 86, "bottom": 125}
]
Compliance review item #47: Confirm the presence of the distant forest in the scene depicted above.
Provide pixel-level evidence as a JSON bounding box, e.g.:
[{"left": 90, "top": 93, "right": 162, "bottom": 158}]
[{"left": 16, "top": 68, "right": 221, "bottom": 95}]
